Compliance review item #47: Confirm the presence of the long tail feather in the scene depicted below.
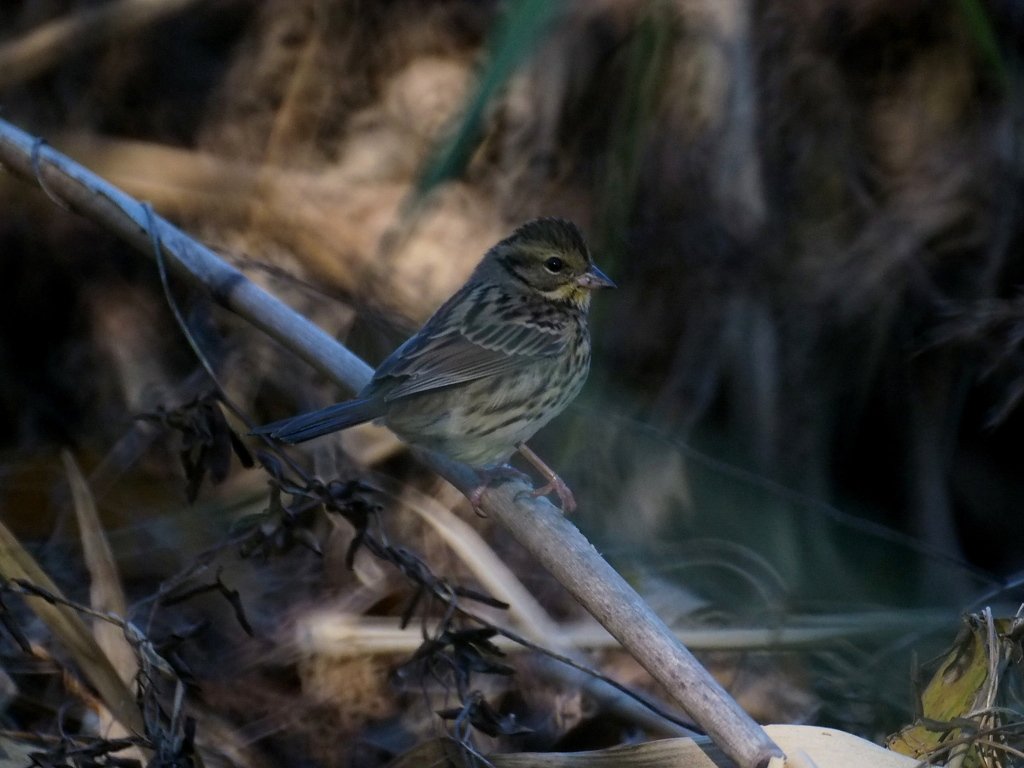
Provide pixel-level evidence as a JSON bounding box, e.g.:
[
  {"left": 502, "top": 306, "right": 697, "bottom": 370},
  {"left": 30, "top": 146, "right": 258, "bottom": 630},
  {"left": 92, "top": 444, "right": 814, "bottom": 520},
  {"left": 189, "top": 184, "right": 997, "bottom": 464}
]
[{"left": 250, "top": 398, "right": 386, "bottom": 443}]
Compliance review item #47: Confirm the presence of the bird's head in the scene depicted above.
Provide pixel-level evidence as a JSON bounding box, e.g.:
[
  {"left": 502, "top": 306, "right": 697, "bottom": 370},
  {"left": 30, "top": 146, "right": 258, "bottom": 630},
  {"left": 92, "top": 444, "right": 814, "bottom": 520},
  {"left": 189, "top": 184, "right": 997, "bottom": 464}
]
[{"left": 477, "top": 218, "right": 615, "bottom": 309}]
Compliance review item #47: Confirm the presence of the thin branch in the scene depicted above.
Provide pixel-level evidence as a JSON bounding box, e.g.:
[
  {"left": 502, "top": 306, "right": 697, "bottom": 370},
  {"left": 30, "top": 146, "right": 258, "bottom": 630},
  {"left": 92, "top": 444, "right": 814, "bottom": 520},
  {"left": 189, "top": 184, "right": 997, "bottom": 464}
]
[
  {"left": 0, "top": 117, "right": 784, "bottom": 768},
  {"left": 466, "top": 615, "right": 699, "bottom": 735}
]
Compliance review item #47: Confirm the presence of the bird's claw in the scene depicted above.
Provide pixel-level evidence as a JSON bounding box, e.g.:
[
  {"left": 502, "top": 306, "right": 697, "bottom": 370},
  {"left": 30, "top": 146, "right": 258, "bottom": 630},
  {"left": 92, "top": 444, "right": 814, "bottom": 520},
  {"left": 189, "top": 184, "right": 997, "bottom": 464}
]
[
  {"left": 466, "top": 462, "right": 577, "bottom": 515},
  {"left": 513, "top": 442, "right": 577, "bottom": 514},
  {"left": 526, "top": 475, "right": 577, "bottom": 514},
  {"left": 467, "top": 484, "right": 488, "bottom": 516},
  {"left": 466, "top": 465, "right": 531, "bottom": 516}
]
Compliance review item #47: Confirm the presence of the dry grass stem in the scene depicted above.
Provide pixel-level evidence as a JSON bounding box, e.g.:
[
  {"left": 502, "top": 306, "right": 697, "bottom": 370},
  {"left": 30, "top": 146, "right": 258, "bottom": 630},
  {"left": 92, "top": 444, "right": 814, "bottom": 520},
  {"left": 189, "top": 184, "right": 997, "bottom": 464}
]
[{"left": 297, "top": 610, "right": 952, "bottom": 657}]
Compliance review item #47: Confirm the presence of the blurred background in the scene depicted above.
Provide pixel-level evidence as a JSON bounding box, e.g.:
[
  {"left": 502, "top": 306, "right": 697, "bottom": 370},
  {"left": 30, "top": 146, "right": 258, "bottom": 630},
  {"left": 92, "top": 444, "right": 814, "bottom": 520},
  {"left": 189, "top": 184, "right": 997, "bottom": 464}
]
[{"left": 0, "top": 0, "right": 1023, "bottom": 765}]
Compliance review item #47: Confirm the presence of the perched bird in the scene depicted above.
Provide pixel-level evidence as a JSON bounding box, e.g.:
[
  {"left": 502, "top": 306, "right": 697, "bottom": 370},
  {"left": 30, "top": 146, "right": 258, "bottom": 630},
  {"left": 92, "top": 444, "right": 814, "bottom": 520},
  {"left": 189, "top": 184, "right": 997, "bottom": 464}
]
[{"left": 253, "top": 218, "right": 614, "bottom": 511}]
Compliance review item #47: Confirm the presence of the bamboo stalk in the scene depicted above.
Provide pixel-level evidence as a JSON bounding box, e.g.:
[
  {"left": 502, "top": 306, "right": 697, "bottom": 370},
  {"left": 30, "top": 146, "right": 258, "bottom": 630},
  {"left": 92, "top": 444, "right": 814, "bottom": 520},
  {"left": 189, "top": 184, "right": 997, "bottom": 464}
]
[{"left": 0, "top": 117, "right": 785, "bottom": 768}]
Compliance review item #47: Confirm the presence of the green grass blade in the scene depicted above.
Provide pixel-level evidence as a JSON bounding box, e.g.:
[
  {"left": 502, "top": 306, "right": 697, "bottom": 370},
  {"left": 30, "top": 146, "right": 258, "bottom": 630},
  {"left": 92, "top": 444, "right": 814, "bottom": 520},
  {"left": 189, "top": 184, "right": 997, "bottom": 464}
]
[
  {"left": 958, "top": 0, "right": 1009, "bottom": 90},
  {"left": 414, "top": 0, "right": 561, "bottom": 196}
]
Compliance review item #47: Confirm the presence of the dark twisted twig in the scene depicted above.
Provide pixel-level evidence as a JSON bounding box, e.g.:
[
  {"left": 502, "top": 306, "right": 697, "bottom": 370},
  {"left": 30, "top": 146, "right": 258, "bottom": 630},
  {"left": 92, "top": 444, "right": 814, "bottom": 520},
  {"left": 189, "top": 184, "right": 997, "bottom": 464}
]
[
  {"left": 0, "top": 117, "right": 784, "bottom": 768},
  {"left": 0, "top": 580, "right": 201, "bottom": 768},
  {"left": 453, "top": 609, "right": 700, "bottom": 733}
]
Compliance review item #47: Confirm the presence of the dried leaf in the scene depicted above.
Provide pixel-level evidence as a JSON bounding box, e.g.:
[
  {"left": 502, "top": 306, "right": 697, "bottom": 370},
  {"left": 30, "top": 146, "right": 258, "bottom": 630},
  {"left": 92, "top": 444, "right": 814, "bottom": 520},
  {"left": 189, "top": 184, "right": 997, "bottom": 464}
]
[
  {"left": 887, "top": 624, "right": 987, "bottom": 758},
  {"left": 139, "top": 394, "right": 251, "bottom": 502},
  {"left": 887, "top": 611, "right": 1024, "bottom": 766},
  {"left": 0, "top": 518, "right": 144, "bottom": 735},
  {"left": 438, "top": 694, "right": 531, "bottom": 738},
  {"left": 63, "top": 450, "right": 138, "bottom": 683},
  {"left": 63, "top": 450, "right": 145, "bottom": 764}
]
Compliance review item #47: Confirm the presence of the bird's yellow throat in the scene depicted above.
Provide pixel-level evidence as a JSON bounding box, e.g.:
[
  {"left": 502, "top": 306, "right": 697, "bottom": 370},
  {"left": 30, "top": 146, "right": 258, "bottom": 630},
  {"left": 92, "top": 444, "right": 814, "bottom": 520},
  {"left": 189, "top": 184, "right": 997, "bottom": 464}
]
[{"left": 545, "top": 283, "right": 592, "bottom": 309}]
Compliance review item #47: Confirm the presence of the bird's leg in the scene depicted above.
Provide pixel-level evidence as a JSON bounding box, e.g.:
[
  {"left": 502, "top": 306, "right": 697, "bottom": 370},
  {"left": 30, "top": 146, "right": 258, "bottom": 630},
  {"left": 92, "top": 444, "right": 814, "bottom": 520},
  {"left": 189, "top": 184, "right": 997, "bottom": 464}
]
[
  {"left": 515, "top": 442, "right": 577, "bottom": 513},
  {"left": 466, "top": 465, "right": 531, "bottom": 515}
]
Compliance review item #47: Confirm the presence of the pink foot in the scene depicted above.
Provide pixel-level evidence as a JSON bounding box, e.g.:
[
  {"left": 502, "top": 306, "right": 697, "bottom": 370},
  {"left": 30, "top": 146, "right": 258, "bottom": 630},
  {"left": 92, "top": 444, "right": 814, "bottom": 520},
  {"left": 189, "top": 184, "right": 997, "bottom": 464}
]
[
  {"left": 514, "top": 442, "right": 577, "bottom": 514},
  {"left": 466, "top": 465, "right": 530, "bottom": 515},
  {"left": 526, "top": 474, "right": 577, "bottom": 514}
]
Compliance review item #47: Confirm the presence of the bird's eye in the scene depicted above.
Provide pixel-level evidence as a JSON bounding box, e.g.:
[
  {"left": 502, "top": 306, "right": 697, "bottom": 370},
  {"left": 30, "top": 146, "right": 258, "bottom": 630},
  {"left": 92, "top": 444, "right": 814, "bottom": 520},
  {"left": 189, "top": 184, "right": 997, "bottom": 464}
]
[{"left": 544, "top": 257, "right": 564, "bottom": 273}]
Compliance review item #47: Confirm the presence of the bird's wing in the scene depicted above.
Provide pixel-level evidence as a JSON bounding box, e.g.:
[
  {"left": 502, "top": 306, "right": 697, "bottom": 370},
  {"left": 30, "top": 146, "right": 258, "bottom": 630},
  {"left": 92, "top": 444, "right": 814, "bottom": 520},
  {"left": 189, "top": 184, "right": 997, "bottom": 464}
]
[{"left": 370, "top": 283, "right": 570, "bottom": 401}]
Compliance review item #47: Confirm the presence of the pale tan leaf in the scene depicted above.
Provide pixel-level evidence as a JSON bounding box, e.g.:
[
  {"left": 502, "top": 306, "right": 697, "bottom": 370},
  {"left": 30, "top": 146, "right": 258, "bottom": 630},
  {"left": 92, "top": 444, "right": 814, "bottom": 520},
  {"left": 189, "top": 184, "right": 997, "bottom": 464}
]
[
  {"left": 62, "top": 450, "right": 143, "bottom": 757},
  {"left": 0, "top": 517, "right": 144, "bottom": 735},
  {"left": 62, "top": 450, "right": 138, "bottom": 684}
]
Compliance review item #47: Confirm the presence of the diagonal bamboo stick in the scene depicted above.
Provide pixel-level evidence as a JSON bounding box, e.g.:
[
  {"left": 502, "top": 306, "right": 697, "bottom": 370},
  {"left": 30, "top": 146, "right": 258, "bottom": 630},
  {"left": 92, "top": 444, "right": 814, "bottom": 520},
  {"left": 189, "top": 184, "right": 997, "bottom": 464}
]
[{"left": 0, "top": 117, "right": 785, "bottom": 768}]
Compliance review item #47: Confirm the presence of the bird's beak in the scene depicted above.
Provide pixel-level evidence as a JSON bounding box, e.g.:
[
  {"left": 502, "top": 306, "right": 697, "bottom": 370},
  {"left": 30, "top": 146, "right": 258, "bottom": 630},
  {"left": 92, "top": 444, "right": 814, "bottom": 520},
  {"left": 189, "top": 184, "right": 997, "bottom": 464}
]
[{"left": 576, "top": 265, "right": 616, "bottom": 290}]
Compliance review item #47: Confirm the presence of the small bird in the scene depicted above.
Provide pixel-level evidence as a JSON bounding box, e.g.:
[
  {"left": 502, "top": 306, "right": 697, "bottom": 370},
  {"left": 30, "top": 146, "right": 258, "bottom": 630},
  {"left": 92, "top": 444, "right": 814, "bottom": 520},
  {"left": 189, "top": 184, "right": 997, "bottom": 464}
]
[{"left": 253, "top": 218, "right": 614, "bottom": 511}]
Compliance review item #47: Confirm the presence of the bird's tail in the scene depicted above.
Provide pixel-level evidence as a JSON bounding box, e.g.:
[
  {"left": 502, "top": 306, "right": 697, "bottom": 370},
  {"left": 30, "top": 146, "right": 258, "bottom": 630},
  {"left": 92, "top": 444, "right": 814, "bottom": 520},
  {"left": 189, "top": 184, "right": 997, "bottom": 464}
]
[{"left": 250, "top": 398, "right": 387, "bottom": 444}]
